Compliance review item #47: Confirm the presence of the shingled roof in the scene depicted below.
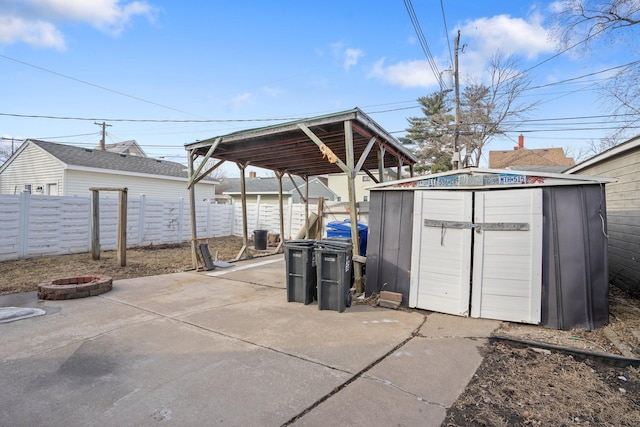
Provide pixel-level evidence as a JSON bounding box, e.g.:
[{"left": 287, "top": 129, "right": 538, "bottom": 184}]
[
  {"left": 30, "top": 140, "right": 196, "bottom": 179},
  {"left": 219, "top": 176, "right": 337, "bottom": 201},
  {"left": 489, "top": 147, "right": 574, "bottom": 170}
]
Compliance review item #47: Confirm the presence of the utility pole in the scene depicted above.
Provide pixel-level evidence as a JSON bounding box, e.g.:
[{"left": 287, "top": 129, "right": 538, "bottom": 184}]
[
  {"left": 94, "top": 121, "right": 112, "bottom": 150},
  {"left": 453, "top": 30, "right": 461, "bottom": 170},
  {"left": 1, "top": 137, "right": 22, "bottom": 155}
]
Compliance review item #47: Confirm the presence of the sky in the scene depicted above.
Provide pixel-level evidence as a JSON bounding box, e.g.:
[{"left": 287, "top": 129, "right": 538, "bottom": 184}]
[{"left": 0, "top": 0, "right": 635, "bottom": 176}]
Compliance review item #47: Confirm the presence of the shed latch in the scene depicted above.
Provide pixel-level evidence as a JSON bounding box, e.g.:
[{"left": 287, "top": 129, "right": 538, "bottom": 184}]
[{"left": 424, "top": 219, "right": 529, "bottom": 233}]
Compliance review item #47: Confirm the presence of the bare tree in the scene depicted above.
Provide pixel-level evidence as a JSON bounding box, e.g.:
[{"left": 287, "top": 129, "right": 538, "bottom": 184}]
[
  {"left": 553, "top": 0, "right": 640, "bottom": 143},
  {"left": 402, "top": 52, "right": 536, "bottom": 170},
  {"left": 459, "top": 52, "right": 537, "bottom": 167}
]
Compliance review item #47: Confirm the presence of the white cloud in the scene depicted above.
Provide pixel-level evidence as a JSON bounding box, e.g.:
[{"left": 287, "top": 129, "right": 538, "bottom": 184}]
[
  {"left": 0, "top": 15, "right": 65, "bottom": 49},
  {"left": 368, "top": 58, "right": 443, "bottom": 89},
  {"left": 343, "top": 48, "right": 363, "bottom": 70},
  {"left": 460, "top": 14, "right": 554, "bottom": 61},
  {"left": 330, "top": 42, "right": 364, "bottom": 71},
  {"left": 0, "top": 0, "right": 156, "bottom": 48},
  {"left": 228, "top": 92, "right": 255, "bottom": 111},
  {"left": 262, "top": 86, "right": 282, "bottom": 97}
]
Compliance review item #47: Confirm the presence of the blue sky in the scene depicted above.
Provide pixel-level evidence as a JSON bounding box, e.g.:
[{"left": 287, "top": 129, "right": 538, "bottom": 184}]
[{"left": 0, "top": 1, "right": 634, "bottom": 175}]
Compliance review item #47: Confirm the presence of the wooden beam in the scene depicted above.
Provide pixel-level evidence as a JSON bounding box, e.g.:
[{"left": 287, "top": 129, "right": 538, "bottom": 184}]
[
  {"left": 344, "top": 120, "right": 364, "bottom": 293},
  {"left": 276, "top": 170, "right": 285, "bottom": 252},
  {"left": 354, "top": 136, "right": 377, "bottom": 175},
  {"left": 188, "top": 151, "right": 199, "bottom": 270},
  {"left": 378, "top": 145, "right": 386, "bottom": 183},
  {"left": 198, "top": 159, "right": 226, "bottom": 182},
  {"left": 297, "top": 123, "right": 351, "bottom": 175},
  {"left": 237, "top": 162, "right": 251, "bottom": 259},
  {"left": 287, "top": 172, "right": 306, "bottom": 203},
  {"left": 362, "top": 167, "right": 380, "bottom": 184},
  {"left": 304, "top": 176, "right": 309, "bottom": 239},
  {"left": 187, "top": 137, "right": 221, "bottom": 189}
]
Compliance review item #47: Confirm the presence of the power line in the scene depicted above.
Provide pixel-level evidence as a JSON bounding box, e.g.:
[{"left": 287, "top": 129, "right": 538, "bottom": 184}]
[
  {"left": 440, "top": 0, "right": 454, "bottom": 66},
  {"left": 403, "top": 0, "right": 443, "bottom": 88},
  {"left": 0, "top": 112, "right": 304, "bottom": 123},
  {"left": 0, "top": 53, "right": 198, "bottom": 117}
]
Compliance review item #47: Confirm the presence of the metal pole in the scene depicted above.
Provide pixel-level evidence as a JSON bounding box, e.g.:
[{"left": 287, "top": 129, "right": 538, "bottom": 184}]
[{"left": 188, "top": 151, "right": 199, "bottom": 270}]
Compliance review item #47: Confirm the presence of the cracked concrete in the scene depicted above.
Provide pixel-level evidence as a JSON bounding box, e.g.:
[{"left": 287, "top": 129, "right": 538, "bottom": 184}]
[{"left": 1, "top": 256, "right": 499, "bottom": 426}]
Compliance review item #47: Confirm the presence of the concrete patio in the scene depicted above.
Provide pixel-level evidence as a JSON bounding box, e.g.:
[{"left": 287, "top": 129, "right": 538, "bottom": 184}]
[{"left": 0, "top": 255, "right": 499, "bottom": 426}]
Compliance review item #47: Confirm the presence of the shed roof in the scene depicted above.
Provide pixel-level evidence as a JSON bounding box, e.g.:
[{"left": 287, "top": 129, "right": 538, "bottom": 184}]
[
  {"left": 184, "top": 108, "right": 417, "bottom": 177},
  {"left": 369, "top": 167, "right": 615, "bottom": 191}
]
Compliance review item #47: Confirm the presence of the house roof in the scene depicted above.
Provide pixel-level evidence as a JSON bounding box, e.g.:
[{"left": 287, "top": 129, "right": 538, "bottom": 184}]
[
  {"left": 489, "top": 147, "right": 574, "bottom": 169},
  {"left": 220, "top": 176, "right": 337, "bottom": 201},
  {"left": 565, "top": 134, "right": 640, "bottom": 174},
  {"left": 101, "top": 140, "right": 147, "bottom": 157},
  {"left": 184, "top": 108, "right": 418, "bottom": 178},
  {"left": 25, "top": 140, "right": 210, "bottom": 181}
]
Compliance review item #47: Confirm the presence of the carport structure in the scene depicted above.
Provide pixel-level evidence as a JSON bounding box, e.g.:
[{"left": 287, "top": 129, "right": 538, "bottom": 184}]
[{"left": 184, "top": 108, "right": 417, "bottom": 291}]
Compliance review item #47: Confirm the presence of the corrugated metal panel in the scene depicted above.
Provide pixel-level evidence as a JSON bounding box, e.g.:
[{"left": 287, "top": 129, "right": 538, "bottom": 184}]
[
  {"left": 471, "top": 188, "right": 543, "bottom": 324},
  {"left": 410, "top": 191, "right": 472, "bottom": 316},
  {"left": 541, "top": 185, "right": 609, "bottom": 330},
  {"left": 365, "top": 190, "right": 414, "bottom": 305}
]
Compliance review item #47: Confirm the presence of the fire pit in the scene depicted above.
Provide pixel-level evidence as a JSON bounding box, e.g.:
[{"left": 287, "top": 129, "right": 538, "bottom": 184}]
[{"left": 37, "top": 275, "right": 113, "bottom": 300}]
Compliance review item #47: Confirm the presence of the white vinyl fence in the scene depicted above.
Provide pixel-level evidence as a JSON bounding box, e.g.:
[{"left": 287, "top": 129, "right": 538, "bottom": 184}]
[{"left": 0, "top": 193, "right": 315, "bottom": 262}]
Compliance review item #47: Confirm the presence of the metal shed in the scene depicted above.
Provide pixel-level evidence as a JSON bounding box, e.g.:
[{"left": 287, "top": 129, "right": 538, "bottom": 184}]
[
  {"left": 365, "top": 168, "right": 615, "bottom": 330},
  {"left": 183, "top": 108, "right": 417, "bottom": 291}
]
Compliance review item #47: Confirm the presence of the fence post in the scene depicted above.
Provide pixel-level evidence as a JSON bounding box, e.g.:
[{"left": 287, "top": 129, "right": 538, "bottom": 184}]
[
  {"left": 90, "top": 190, "right": 100, "bottom": 260},
  {"left": 178, "top": 197, "right": 184, "bottom": 243},
  {"left": 255, "top": 195, "right": 261, "bottom": 230},
  {"left": 18, "top": 191, "right": 30, "bottom": 259},
  {"left": 138, "top": 194, "right": 146, "bottom": 246}
]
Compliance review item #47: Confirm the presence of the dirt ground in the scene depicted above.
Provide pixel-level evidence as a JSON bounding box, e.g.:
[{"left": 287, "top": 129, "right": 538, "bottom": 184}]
[{"left": 1, "top": 239, "right": 639, "bottom": 425}]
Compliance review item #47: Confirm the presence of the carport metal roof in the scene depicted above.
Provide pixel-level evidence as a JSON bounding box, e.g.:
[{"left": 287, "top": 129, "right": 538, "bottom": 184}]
[{"left": 184, "top": 108, "right": 417, "bottom": 178}]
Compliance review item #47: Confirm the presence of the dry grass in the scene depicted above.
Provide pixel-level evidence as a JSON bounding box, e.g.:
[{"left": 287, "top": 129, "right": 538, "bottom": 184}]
[
  {"left": 444, "top": 343, "right": 640, "bottom": 426},
  {"left": 0, "top": 236, "right": 244, "bottom": 296}
]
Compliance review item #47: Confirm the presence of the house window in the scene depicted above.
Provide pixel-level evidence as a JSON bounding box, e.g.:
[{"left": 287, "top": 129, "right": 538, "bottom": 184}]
[
  {"left": 362, "top": 176, "right": 371, "bottom": 181},
  {"left": 337, "top": 196, "right": 341, "bottom": 201},
  {"left": 363, "top": 195, "right": 368, "bottom": 202}
]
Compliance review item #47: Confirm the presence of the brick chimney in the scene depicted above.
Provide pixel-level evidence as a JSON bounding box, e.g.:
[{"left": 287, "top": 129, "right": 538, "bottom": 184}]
[
  {"left": 249, "top": 171, "right": 257, "bottom": 178},
  {"left": 514, "top": 134, "right": 524, "bottom": 150}
]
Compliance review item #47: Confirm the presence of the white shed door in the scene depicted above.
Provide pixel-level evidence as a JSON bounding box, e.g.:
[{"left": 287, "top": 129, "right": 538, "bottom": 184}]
[
  {"left": 471, "top": 188, "right": 543, "bottom": 324},
  {"left": 409, "top": 191, "right": 473, "bottom": 316}
]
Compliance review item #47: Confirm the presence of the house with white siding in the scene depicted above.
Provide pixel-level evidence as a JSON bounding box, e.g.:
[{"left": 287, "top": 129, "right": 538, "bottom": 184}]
[
  {"left": 0, "top": 139, "right": 216, "bottom": 200},
  {"left": 219, "top": 173, "right": 337, "bottom": 204},
  {"left": 565, "top": 135, "right": 640, "bottom": 296}
]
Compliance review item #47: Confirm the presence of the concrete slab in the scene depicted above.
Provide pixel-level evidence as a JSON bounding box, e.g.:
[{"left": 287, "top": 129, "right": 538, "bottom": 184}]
[
  {"left": 206, "top": 256, "right": 286, "bottom": 288},
  {"left": 0, "top": 295, "right": 158, "bottom": 361},
  {"left": 293, "top": 374, "right": 446, "bottom": 426},
  {"left": 104, "top": 272, "right": 279, "bottom": 317},
  {"left": 181, "top": 298, "right": 425, "bottom": 373},
  {"left": 420, "top": 312, "right": 501, "bottom": 338},
  {"left": 366, "top": 336, "right": 487, "bottom": 408},
  {"left": 0, "top": 316, "right": 351, "bottom": 426}
]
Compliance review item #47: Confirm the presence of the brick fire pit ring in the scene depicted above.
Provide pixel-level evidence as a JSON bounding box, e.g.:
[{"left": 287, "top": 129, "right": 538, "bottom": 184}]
[{"left": 38, "top": 275, "right": 113, "bottom": 300}]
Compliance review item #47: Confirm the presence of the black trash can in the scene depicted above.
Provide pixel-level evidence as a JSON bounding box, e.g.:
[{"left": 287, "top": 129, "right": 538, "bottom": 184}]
[
  {"left": 314, "top": 239, "right": 353, "bottom": 313},
  {"left": 284, "top": 239, "right": 317, "bottom": 304},
  {"left": 253, "top": 229, "right": 268, "bottom": 250}
]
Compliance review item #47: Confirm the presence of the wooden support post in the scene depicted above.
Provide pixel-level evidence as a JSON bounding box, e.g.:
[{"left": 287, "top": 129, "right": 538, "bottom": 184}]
[
  {"left": 117, "top": 188, "right": 128, "bottom": 267},
  {"left": 236, "top": 162, "right": 251, "bottom": 259},
  {"left": 276, "top": 171, "right": 285, "bottom": 252},
  {"left": 316, "top": 197, "right": 324, "bottom": 238},
  {"left": 188, "top": 151, "right": 199, "bottom": 270},
  {"left": 378, "top": 145, "right": 386, "bottom": 183},
  {"left": 304, "top": 176, "right": 309, "bottom": 239},
  {"left": 90, "top": 189, "right": 100, "bottom": 260},
  {"left": 344, "top": 120, "right": 364, "bottom": 293}
]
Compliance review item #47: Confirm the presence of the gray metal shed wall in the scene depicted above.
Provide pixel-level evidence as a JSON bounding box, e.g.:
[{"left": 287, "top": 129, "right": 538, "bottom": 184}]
[
  {"left": 541, "top": 185, "right": 609, "bottom": 330},
  {"left": 365, "top": 190, "right": 414, "bottom": 305}
]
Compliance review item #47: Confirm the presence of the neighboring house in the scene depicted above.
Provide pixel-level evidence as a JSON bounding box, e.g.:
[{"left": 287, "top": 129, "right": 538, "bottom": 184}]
[
  {"left": 489, "top": 135, "right": 575, "bottom": 173},
  {"left": 100, "top": 140, "right": 147, "bottom": 157},
  {"left": 328, "top": 170, "right": 398, "bottom": 203},
  {"left": 565, "top": 135, "right": 640, "bottom": 296},
  {"left": 219, "top": 173, "right": 337, "bottom": 204},
  {"left": 0, "top": 139, "right": 216, "bottom": 200}
]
